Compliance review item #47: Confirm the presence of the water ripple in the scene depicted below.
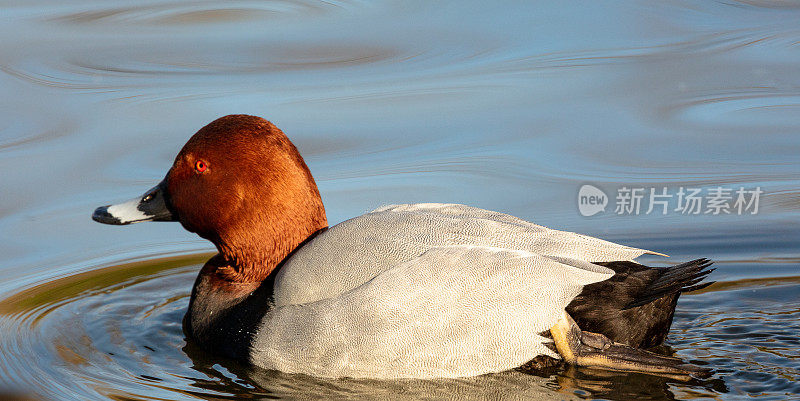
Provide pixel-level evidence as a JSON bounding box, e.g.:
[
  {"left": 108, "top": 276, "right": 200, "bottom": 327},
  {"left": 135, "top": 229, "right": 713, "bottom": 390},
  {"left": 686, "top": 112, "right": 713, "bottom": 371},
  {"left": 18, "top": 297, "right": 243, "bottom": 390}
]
[
  {"left": 664, "top": 90, "right": 800, "bottom": 129},
  {"left": 48, "top": 1, "right": 350, "bottom": 26},
  {"left": 7, "top": 17, "right": 799, "bottom": 105},
  {"left": 0, "top": 118, "right": 74, "bottom": 152}
]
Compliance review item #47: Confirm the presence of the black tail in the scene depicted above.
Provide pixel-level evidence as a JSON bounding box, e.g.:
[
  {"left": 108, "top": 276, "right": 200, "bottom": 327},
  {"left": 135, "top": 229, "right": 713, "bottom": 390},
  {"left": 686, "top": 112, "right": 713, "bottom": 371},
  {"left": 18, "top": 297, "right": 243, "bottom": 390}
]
[
  {"left": 624, "top": 258, "right": 715, "bottom": 309},
  {"left": 568, "top": 258, "right": 715, "bottom": 348}
]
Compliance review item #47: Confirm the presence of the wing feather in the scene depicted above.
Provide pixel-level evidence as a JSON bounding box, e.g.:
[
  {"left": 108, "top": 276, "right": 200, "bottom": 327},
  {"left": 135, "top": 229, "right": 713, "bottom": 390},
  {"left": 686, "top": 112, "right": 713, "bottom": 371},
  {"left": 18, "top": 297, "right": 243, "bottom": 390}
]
[{"left": 274, "top": 203, "right": 662, "bottom": 306}]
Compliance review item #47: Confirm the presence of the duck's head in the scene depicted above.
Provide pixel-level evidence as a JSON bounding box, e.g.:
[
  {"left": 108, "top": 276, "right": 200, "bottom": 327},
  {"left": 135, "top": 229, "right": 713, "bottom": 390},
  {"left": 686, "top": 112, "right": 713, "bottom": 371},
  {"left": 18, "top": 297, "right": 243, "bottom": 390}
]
[{"left": 93, "top": 115, "right": 328, "bottom": 282}]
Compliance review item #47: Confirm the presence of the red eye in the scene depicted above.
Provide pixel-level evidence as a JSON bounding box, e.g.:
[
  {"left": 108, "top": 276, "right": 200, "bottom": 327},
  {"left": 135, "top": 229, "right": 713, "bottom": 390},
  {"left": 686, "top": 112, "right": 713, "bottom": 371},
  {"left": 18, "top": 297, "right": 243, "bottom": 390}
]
[{"left": 195, "top": 160, "right": 208, "bottom": 173}]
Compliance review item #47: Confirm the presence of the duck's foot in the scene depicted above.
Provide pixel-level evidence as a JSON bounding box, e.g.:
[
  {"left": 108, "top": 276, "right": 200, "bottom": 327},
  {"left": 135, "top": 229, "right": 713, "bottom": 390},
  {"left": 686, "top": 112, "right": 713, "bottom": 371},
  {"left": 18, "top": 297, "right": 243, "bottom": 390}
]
[
  {"left": 517, "top": 354, "right": 563, "bottom": 375},
  {"left": 549, "top": 311, "right": 711, "bottom": 380}
]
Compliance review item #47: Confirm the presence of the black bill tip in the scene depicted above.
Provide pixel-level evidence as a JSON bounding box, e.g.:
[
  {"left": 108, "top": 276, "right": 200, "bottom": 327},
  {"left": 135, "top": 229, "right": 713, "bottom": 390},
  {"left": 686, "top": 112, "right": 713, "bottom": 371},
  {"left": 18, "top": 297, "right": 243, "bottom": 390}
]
[{"left": 92, "top": 205, "right": 126, "bottom": 225}]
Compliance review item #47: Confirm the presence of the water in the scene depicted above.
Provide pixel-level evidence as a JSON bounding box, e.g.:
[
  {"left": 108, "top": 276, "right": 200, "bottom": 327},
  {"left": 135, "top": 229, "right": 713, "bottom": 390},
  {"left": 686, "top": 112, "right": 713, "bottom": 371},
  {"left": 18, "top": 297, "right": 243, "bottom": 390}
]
[{"left": 0, "top": 1, "right": 798, "bottom": 399}]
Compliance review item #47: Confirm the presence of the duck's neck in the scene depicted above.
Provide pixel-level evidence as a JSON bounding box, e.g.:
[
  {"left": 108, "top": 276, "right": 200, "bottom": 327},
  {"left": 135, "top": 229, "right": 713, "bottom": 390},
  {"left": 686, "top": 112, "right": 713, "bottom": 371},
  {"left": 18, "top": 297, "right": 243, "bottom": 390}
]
[
  {"left": 183, "top": 227, "right": 326, "bottom": 360},
  {"left": 209, "top": 200, "right": 328, "bottom": 284}
]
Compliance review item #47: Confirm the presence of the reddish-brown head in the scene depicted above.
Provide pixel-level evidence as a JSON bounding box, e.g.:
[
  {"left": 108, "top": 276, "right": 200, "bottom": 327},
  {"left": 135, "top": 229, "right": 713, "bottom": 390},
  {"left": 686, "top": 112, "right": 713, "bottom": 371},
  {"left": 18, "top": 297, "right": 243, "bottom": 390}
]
[{"left": 164, "top": 115, "right": 328, "bottom": 281}]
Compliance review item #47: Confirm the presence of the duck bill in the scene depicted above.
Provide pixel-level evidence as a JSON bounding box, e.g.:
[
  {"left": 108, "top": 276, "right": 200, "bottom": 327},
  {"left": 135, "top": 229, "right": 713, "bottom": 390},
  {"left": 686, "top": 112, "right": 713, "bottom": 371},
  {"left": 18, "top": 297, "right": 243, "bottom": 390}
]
[{"left": 92, "top": 180, "right": 176, "bottom": 225}]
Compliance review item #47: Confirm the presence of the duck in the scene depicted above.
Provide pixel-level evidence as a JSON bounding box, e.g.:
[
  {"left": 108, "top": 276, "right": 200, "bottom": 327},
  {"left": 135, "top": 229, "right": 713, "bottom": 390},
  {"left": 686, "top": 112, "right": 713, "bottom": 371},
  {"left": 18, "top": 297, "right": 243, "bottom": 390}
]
[{"left": 92, "top": 115, "right": 714, "bottom": 380}]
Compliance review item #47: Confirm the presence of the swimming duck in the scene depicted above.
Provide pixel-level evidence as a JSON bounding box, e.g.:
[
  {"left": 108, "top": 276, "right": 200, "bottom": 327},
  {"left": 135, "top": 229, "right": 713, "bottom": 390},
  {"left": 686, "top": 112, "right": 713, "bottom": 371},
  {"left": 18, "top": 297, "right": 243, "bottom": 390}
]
[{"left": 93, "top": 115, "right": 713, "bottom": 379}]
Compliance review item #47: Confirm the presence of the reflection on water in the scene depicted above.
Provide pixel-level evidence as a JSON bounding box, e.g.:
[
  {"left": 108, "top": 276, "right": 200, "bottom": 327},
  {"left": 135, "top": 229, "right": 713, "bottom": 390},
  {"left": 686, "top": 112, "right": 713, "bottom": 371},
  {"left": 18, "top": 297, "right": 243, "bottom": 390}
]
[
  {"left": 0, "top": 254, "right": 797, "bottom": 400},
  {"left": 49, "top": 1, "right": 341, "bottom": 26},
  {"left": 0, "top": 0, "right": 798, "bottom": 399}
]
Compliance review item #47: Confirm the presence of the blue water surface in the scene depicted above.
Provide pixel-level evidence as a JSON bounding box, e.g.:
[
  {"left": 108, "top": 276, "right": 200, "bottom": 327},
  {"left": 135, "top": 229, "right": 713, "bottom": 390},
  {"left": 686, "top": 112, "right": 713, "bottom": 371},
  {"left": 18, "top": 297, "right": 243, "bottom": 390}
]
[{"left": 0, "top": 1, "right": 798, "bottom": 399}]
